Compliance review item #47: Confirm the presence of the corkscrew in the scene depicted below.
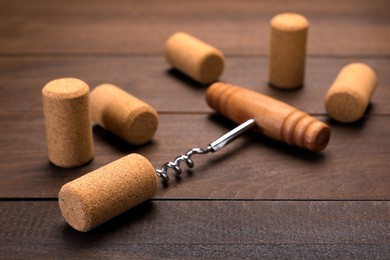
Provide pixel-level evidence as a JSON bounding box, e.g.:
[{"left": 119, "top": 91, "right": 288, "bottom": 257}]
[
  {"left": 155, "top": 119, "right": 256, "bottom": 182},
  {"left": 58, "top": 82, "right": 332, "bottom": 232}
]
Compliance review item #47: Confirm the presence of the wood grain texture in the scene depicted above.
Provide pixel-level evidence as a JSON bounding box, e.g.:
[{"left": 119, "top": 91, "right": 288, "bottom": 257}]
[
  {"left": 206, "top": 82, "right": 331, "bottom": 152},
  {"left": 0, "top": 0, "right": 389, "bottom": 55},
  {"left": 0, "top": 0, "right": 389, "bottom": 257},
  {"left": 1, "top": 112, "right": 389, "bottom": 200},
  {"left": 1, "top": 201, "right": 389, "bottom": 258},
  {"left": 0, "top": 57, "right": 389, "bottom": 114}
]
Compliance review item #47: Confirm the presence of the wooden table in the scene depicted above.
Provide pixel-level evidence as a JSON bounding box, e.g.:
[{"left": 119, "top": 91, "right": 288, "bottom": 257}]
[{"left": 1, "top": 0, "right": 389, "bottom": 258}]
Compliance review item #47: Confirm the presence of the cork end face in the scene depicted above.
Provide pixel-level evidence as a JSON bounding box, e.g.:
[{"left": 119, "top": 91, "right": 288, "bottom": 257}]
[
  {"left": 325, "top": 91, "right": 366, "bottom": 123},
  {"left": 271, "top": 13, "right": 309, "bottom": 31},
  {"left": 59, "top": 184, "right": 92, "bottom": 232},
  {"left": 42, "top": 78, "right": 89, "bottom": 99},
  {"left": 125, "top": 107, "right": 159, "bottom": 145},
  {"left": 199, "top": 52, "right": 225, "bottom": 84}
]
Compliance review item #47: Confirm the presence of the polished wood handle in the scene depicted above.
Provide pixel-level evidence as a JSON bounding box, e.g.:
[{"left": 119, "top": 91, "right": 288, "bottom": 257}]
[{"left": 206, "top": 82, "right": 331, "bottom": 152}]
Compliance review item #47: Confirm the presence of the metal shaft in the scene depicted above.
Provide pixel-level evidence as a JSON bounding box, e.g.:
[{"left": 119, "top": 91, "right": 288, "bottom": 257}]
[
  {"left": 156, "top": 119, "right": 256, "bottom": 182},
  {"left": 208, "top": 119, "right": 256, "bottom": 151}
]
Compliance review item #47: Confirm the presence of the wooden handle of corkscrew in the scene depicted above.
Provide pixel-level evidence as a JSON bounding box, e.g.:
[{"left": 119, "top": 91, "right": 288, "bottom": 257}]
[{"left": 206, "top": 82, "right": 331, "bottom": 152}]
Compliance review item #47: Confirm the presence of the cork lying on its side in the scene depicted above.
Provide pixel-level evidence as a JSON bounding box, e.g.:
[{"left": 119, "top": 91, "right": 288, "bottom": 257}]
[
  {"left": 42, "top": 78, "right": 94, "bottom": 168},
  {"left": 90, "top": 84, "right": 158, "bottom": 145},
  {"left": 269, "top": 13, "right": 309, "bottom": 89},
  {"left": 59, "top": 153, "right": 158, "bottom": 232},
  {"left": 325, "top": 63, "right": 377, "bottom": 123},
  {"left": 165, "top": 32, "right": 225, "bottom": 84}
]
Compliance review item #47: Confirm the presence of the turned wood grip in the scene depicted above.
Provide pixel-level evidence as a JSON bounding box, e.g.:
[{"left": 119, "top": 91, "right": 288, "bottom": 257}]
[{"left": 206, "top": 82, "right": 331, "bottom": 152}]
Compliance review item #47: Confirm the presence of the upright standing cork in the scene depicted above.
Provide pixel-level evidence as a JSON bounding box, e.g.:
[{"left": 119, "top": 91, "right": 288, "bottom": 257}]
[
  {"left": 42, "top": 78, "right": 93, "bottom": 168},
  {"left": 59, "top": 153, "right": 158, "bottom": 232},
  {"left": 325, "top": 63, "right": 377, "bottom": 123},
  {"left": 165, "top": 32, "right": 225, "bottom": 84},
  {"left": 206, "top": 82, "right": 331, "bottom": 152},
  {"left": 90, "top": 84, "right": 158, "bottom": 145},
  {"left": 269, "top": 13, "right": 309, "bottom": 89}
]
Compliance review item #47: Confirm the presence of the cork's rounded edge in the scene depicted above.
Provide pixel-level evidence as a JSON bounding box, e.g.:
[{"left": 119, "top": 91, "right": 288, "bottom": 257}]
[
  {"left": 89, "top": 83, "right": 116, "bottom": 124},
  {"left": 343, "top": 63, "right": 377, "bottom": 80},
  {"left": 325, "top": 90, "right": 366, "bottom": 123},
  {"left": 124, "top": 106, "right": 159, "bottom": 145},
  {"left": 198, "top": 51, "right": 225, "bottom": 84},
  {"left": 90, "top": 83, "right": 111, "bottom": 98},
  {"left": 164, "top": 32, "right": 188, "bottom": 51},
  {"left": 268, "top": 81, "right": 304, "bottom": 90},
  {"left": 132, "top": 153, "right": 159, "bottom": 195},
  {"left": 341, "top": 63, "right": 378, "bottom": 95},
  {"left": 42, "top": 78, "right": 89, "bottom": 100},
  {"left": 90, "top": 83, "right": 118, "bottom": 105},
  {"left": 164, "top": 31, "right": 188, "bottom": 65},
  {"left": 58, "top": 183, "right": 92, "bottom": 232},
  {"left": 270, "top": 12, "right": 309, "bottom": 31}
]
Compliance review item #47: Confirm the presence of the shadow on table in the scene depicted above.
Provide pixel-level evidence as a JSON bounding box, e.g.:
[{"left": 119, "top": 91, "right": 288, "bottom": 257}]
[
  {"left": 60, "top": 201, "right": 156, "bottom": 246},
  {"left": 92, "top": 124, "right": 155, "bottom": 155},
  {"left": 166, "top": 68, "right": 209, "bottom": 90}
]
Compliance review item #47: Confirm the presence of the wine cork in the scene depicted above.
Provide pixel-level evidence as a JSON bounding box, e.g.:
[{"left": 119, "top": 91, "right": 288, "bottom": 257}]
[
  {"left": 269, "top": 13, "right": 309, "bottom": 89},
  {"left": 59, "top": 153, "right": 158, "bottom": 232},
  {"left": 325, "top": 63, "right": 377, "bottom": 123},
  {"left": 90, "top": 84, "right": 158, "bottom": 145},
  {"left": 206, "top": 82, "right": 331, "bottom": 152},
  {"left": 165, "top": 32, "right": 224, "bottom": 84},
  {"left": 42, "top": 78, "right": 94, "bottom": 168}
]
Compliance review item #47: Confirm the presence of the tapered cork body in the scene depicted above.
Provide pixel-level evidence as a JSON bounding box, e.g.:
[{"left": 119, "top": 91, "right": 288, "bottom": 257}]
[
  {"left": 90, "top": 84, "right": 158, "bottom": 145},
  {"left": 269, "top": 13, "right": 309, "bottom": 89},
  {"left": 165, "top": 32, "right": 224, "bottom": 84},
  {"left": 59, "top": 153, "right": 158, "bottom": 232},
  {"left": 42, "top": 78, "right": 94, "bottom": 168},
  {"left": 325, "top": 63, "right": 377, "bottom": 123},
  {"left": 206, "top": 82, "right": 331, "bottom": 152}
]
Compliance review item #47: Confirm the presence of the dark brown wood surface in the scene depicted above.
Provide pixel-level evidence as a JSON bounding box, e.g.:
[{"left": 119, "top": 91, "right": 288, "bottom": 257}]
[{"left": 1, "top": 0, "right": 389, "bottom": 258}]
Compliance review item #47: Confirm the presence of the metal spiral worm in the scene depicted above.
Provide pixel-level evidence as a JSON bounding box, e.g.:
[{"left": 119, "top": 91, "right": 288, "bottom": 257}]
[{"left": 155, "top": 119, "right": 256, "bottom": 182}]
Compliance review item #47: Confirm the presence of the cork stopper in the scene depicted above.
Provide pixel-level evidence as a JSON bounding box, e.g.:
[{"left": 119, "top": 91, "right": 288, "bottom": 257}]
[
  {"left": 206, "top": 82, "right": 330, "bottom": 152},
  {"left": 90, "top": 84, "right": 158, "bottom": 145},
  {"left": 325, "top": 63, "right": 377, "bottom": 123},
  {"left": 269, "top": 13, "right": 309, "bottom": 89},
  {"left": 42, "top": 78, "right": 94, "bottom": 168},
  {"left": 59, "top": 153, "right": 158, "bottom": 232},
  {"left": 165, "top": 32, "right": 225, "bottom": 84}
]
